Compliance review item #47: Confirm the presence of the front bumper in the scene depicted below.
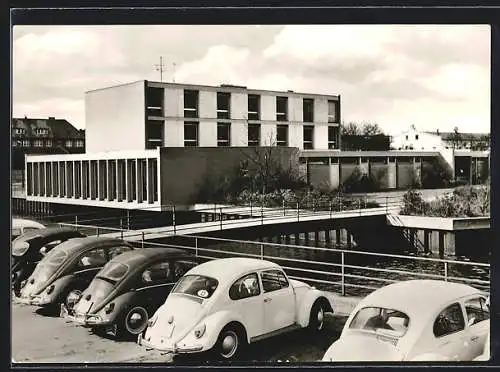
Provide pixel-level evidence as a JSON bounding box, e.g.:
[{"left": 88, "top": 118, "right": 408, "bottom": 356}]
[
  {"left": 61, "top": 304, "right": 109, "bottom": 327},
  {"left": 137, "top": 333, "right": 204, "bottom": 355}
]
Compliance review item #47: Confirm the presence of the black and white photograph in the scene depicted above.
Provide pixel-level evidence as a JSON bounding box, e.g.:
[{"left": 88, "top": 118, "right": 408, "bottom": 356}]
[{"left": 11, "top": 23, "right": 492, "bottom": 364}]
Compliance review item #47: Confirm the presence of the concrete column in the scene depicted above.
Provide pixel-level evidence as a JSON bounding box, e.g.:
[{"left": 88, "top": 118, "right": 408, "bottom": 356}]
[
  {"left": 294, "top": 233, "right": 300, "bottom": 243},
  {"left": 136, "top": 158, "right": 142, "bottom": 203},
  {"left": 116, "top": 160, "right": 122, "bottom": 202},
  {"left": 438, "top": 231, "right": 445, "bottom": 258},
  {"left": 325, "top": 230, "right": 331, "bottom": 247},
  {"left": 45, "top": 162, "right": 51, "bottom": 197},
  {"left": 314, "top": 231, "right": 320, "bottom": 244},
  {"left": 335, "top": 229, "right": 341, "bottom": 247}
]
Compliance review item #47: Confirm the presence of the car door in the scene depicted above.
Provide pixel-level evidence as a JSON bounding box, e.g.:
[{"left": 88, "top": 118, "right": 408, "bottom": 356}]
[
  {"left": 429, "top": 302, "right": 470, "bottom": 361},
  {"left": 462, "top": 296, "right": 490, "bottom": 359},
  {"left": 228, "top": 272, "right": 265, "bottom": 339},
  {"left": 259, "top": 269, "right": 295, "bottom": 333},
  {"left": 136, "top": 260, "right": 177, "bottom": 312},
  {"left": 72, "top": 247, "right": 108, "bottom": 288}
]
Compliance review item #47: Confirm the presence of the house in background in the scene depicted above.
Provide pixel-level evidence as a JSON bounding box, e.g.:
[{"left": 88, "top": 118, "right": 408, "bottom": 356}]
[
  {"left": 390, "top": 125, "right": 444, "bottom": 151},
  {"left": 427, "top": 130, "right": 490, "bottom": 151}
]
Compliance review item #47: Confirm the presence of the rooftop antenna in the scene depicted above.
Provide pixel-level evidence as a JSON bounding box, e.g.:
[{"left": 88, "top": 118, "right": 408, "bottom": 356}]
[
  {"left": 154, "top": 56, "right": 166, "bottom": 82},
  {"left": 172, "top": 62, "right": 176, "bottom": 83}
]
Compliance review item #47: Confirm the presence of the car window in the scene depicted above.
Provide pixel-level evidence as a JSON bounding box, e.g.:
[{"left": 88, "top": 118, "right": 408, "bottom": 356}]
[
  {"left": 261, "top": 270, "right": 289, "bottom": 293},
  {"left": 433, "top": 303, "right": 465, "bottom": 338},
  {"left": 24, "top": 227, "right": 40, "bottom": 232},
  {"left": 141, "top": 261, "right": 174, "bottom": 285},
  {"left": 349, "top": 307, "right": 410, "bottom": 337},
  {"left": 172, "top": 275, "right": 218, "bottom": 299},
  {"left": 78, "top": 248, "right": 107, "bottom": 268},
  {"left": 230, "top": 273, "right": 261, "bottom": 300},
  {"left": 464, "top": 297, "right": 490, "bottom": 326},
  {"left": 12, "top": 228, "right": 22, "bottom": 237},
  {"left": 173, "top": 260, "right": 198, "bottom": 281},
  {"left": 108, "top": 245, "right": 132, "bottom": 259}
]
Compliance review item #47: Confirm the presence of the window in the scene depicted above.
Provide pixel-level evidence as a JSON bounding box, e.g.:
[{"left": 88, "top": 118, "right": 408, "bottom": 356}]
[
  {"left": 45, "top": 140, "right": 52, "bottom": 147},
  {"left": 22, "top": 140, "right": 30, "bottom": 147},
  {"left": 184, "top": 90, "right": 199, "bottom": 118},
  {"left": 142, "top": 261, "right": 174, "bottom": 284},
  {"left": 33, "top": 140, "right": 43, "bottom": 147},
  {"left": 65, "top": 140, "right": 73, "bottom": 148},
  {"left": 433, "top": 303, "right": 465, "bottom": 338},
  {"left": 146, "top": 87, "right": 164, "bottom": 116},
  {"left": 303, "top": 98, "right": 314, "bottom": 122},
  {"left": 248, "top": 94, "right": 260, "bottom": 120},
  {"left": 14, "top": 128, "right": 25, "bottom": 135},
  {"left": 75, "top": 140, "right": 84, "bottom": 148},
  {"left": 303, "top": 125, "right": 314, "bottom": 149},
  {"left": 405, "top": 135, "right": 409, "bottom": 140},
  {"left": 98, "top": 262, "right": 129, "bottom": 282},
  {"left": 248, "top": 124, "right": 261, "bottom": 146},
  {"left": 217, "top": 123, "right": 231, "bottom": 147},
  {"left": 261, "top": 270, "right": 289, "bottom": 293},
  {"left": 276, "top": 96, "right": 288, "bottom": 121},
  {"left": 328, "top": 100, "right": 338, "bottom": 123},
  {"left": 217, "top": 92, "right": 231, "bottom": 119},
  {"left": 78, "top": 248, "right": 107, "bottom": 268},
  {"left": 146, "top": 120, "right": 164, "bottom": 149},
  {"left": 464, "top": 297, "right": 490, "bottom": 326},
  {"left": 108, "top": 245, "right": 133, "bottom": 259},
  {"left": 184, "top": 121, "right": 199, "bottom": 147},
  {"left": 229, "top": 273, "right": 261, "bottom": 300},
  {"left": 415, "top": 134, "right": 419, "bottom": 140},
  {"left": 276, "top": 125, "right": 289, "bottom": 147},
  {"left": 328, "top": 126, "right": 339, "bottom": 149}
]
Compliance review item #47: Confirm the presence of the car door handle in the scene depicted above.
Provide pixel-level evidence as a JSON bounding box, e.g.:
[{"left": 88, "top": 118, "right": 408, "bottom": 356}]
[
  {"left": 264, "top": 298, "right": 272, "bottom": 303},
  {"left": 471, "top": 336, "right": 479, "bottom": 342}
]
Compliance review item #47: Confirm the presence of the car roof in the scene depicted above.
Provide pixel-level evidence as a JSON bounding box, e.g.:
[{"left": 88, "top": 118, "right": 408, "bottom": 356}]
[
  {"left": 108, "top": 247, "right": 190, "bottom": 265},
  {"left": 358, "top": 280, "right": 482, "bottom": 317},
  {"left": 14, "top": 226, "right": 80, "bottom": 241},
  {"left": 12, "top": 218, "right": 45, "bottom": 229},
  {"left": 49, "top": 236, "right": 128, "bottom": 256},
  {"left": 187, "top": 257, "right": 280, "bottom": 282}
]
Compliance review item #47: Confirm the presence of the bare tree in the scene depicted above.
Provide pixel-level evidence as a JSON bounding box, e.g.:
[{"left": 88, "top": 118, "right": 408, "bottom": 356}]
[
  {"left": 341, "top": 121, "right": 384, "bottom": 136},
  {"left": 361, "top": 122, "right": 383, "bottom": 136},
  {"left": 341, "top": 121, "right": 362, "bottom": 136}
]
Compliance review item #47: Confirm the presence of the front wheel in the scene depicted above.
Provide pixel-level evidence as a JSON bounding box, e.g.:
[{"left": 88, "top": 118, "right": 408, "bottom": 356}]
[
  {"left": 124, "top": 306, "right": 149, "bottom": 337},
  {"left": 308, "top": 301, "right": 326, "bottom": 332},
  {"left": 214, "top": 326, "right": 245, "bottom": 360}
]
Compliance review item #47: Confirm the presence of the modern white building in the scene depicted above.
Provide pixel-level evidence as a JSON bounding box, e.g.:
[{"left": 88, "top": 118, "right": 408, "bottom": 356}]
[
  {"left": 85, "top": 80, "right": 342, "bottom": 153},
  {"left": 390, "top": 125, "right": 444, "bottom": 151}
]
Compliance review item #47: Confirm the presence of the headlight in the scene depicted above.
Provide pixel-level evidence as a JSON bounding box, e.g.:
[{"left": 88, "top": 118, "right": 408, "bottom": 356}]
[
  {"left": 104, "top": 302, "right": 115, "bottom": 314},
  {"left": 46, "top": 285, "right": 55, "bottom": 295},
  {"left": 193, "top": 323, "right": 206, "bottom": 339}
]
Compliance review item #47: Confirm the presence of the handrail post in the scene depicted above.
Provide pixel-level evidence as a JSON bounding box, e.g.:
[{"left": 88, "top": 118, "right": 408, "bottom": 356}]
[
  {"left": 195, "top": 237, "right": 198, "bottom": 257},
  {"left": 444, "top": 262, "right": 448, "bottom": 282},
  {"left": 172, "top": 205, "right": 176, "bottom": 235},
  {"left": 120, "top": 229, "right": 123, "bottom": 240},
  {"left": 74, "top": 215, "right": 78, "bottom": 227},
  {"left": 283, "top": 198, "right": 286, "bottom": 216},
  {"left": 296, "top": 202, "right": 300, "bottom": 222},
  {"left": 119, "top": 217, "right": 123, "bottom": 231},
  {"left": 385, "top": 196, "right": 389, "bottom": 214},
  {"left": 260, "top": 243, "right": 264, "bottom": 260},
  {"left": 338, "top": 194, "right": 342, "bottom": 212},
  {"left": 341, "top": 251, "right": 345, "bottom": 296},
  {"left": 250, "top": 200, "right": 253, "bottom": 217},
  {"left": 220, "top": 207, "right": 223, "bottom": 230},
  {"left": 96, "top": 227, "right": 100, "bottom": 237},
  {"left": 261, "top": 206, "right": 264, "bottom": 225},
  {"left": 127, "top": 210, "right": 130, "bottom": 230},
  {"left": 141, "top": 232, "right": 145, "bottom": 249},
  {"left": 329, "top": 201, "right": 332, "bottom": 218}
]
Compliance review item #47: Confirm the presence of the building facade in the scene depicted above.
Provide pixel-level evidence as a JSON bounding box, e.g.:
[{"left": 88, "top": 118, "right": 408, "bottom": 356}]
[
  {"left": 85, "top": 80, "right": 342, "bottom": 153},
  {"left": 390, "top": 125, "right": 444, "bottom": 151}
]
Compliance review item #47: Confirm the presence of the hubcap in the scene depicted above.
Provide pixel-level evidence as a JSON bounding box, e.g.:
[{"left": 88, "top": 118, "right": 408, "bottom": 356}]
[
  {"left": 127, "top": 308, "right": 148, "bottom": 334},
  {"left": 221, "top": 331, "right": 238, "bottom": 358}
]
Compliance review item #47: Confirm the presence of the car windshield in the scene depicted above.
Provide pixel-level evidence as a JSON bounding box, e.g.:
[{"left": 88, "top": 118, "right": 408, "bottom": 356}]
[
  {"left": 31, "top": 249, "right": 68, "bottom": 281},
  {"left": 96, "top": 262, "right": 129, "bottom": 283},
  {"left": 172, "top": 275, "right": 218, "bottom": 300},
  {"left": 349, "top": 307, "right": 410, "bottom": 337}
]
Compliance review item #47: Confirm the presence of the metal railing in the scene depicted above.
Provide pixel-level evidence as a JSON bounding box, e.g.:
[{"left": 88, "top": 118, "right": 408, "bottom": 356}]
[{"left": 128, "top": 234, "right": 491, "bottom": 297}]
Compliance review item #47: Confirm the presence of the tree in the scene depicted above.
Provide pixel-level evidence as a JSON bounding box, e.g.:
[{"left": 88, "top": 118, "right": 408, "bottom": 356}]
[
  {"left": 362, "top": 122, "right": 384, "bottom": 136},
  {"left": 341, "top": 121, "right": 384, "bottom": 136},
  {"left": 451, "top": 126, "right": 462, "bottom": 150},
  {"left": 341, "top": 121, "right": 362, "bottom": 136}
]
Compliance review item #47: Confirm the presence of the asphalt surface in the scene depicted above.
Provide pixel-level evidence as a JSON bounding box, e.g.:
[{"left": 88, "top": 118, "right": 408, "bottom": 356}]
[{"left": 11, "top": 301, "right": 348, "bottom": 364}]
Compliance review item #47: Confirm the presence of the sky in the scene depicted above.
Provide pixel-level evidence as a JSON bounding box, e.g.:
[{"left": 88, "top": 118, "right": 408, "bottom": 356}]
[{"left": 12, "top": 25, "right": 490, "bottom": 135}]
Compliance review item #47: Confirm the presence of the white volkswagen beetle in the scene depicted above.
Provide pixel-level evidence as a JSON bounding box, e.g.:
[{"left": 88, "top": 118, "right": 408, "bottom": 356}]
[
  {"left": 138, "top": 257, "right": 334, "bottom": 359},
  {"left": 321, "top": 280, "right": 489, "bottom": 362}
]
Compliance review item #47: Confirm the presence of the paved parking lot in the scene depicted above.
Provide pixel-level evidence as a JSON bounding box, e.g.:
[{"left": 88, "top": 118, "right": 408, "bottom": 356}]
[{"left": 12, "top": 301, "right": 348, "bottom": 363}]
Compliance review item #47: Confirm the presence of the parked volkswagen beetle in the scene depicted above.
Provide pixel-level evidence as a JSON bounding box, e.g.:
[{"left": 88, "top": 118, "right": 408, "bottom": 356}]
[
  {"left": 12, "top": 218, "right": 46, "bottom": 241},
  {"left": 138, "top": 257, "right": 334, "bottom": 360},
  {"left": 321, "top": 280, "right": 490, "bottom": 362},
  {"left": 12, "top": 226, "right": 85, "bottom": 296},
  {"left": 17, "top": 236, "right": 134, "bottom": 312},
  {"left": 62, "top": 247, "right": 200, "bottom": 338}
]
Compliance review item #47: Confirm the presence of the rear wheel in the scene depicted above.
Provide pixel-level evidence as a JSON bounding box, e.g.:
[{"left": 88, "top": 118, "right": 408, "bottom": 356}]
[
  {"left": 308, "top": 301, "right": 326, "bottom": 332},
  {"left": 124, "top": 306, "right": 149, "bottom": 337},
  {"left": 214, "top": 325, "right": 246, "bottom": 360}
]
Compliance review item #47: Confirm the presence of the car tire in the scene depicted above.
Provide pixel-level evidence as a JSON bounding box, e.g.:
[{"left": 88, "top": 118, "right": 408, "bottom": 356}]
[
  {"left": 214, "top": 325, "right": 246, "bottom": 360},
  {"left": 308, "top": 301, "right": 326, "bottom": 332},
  {"left": 124, "top": 306, "right": 149, "bottom": 337}
]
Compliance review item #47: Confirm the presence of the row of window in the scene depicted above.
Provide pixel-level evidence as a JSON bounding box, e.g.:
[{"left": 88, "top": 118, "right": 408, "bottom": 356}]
[
  {"left": 12, "top": 139, "right": 85, "bottom": 148},
  {"left": 146, "top": 87, "right": 339, "bottom": 123},
  {"left": 13, "top": 128, "right": 50, "bottom": 136},
  {"left": 146, "top": 122, "right": 340, "bottom": 149}
]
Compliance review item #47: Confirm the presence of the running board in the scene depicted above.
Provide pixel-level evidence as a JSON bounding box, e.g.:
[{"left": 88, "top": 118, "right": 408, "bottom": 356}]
[{"left": 250, "top": 324, "right": 302, "bottom": 343}]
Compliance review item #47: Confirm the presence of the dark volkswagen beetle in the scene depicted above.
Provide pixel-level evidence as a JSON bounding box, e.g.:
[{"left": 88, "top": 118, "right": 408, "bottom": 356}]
[
  {"left": 12, "top": 226, "right": 86, "bottom": 295},
  {"left": 62, "top": 247, "right": 200, "bottom": 338},
  {"left": 18, "top": 236, "right": 134, "bottom": 311}
]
